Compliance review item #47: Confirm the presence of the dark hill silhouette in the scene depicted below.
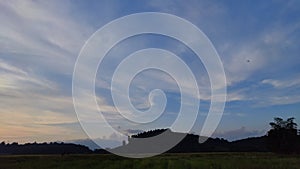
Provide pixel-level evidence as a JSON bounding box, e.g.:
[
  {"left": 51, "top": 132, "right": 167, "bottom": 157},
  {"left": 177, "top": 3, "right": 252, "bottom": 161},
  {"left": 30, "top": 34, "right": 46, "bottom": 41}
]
[
  {"left": 111, "top": 117, "right": 300, "bottom": 154},
  {"left": 1, "top": 117, "right": 300, "bottom": 155},
  {"left": 1, "top": 131, "right": 298, "bottom": 155},
  {"left": 229, "top": 136, "right": 268, "bottom": 152},
  {"left": 131, "top": 129, "right": 167, "bottom": 138},
  {"left": 0, "top": 142, "right": 92, "bottom": 155},
  {"left": 112, "top": 129, "right": 270, "bottom": 154}
]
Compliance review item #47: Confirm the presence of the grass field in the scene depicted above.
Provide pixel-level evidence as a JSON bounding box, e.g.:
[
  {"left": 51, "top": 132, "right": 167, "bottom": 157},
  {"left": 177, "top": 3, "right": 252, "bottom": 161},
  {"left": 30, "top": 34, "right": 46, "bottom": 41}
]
[{"left": 0, "top": 153, "right": 299, "bottom": 169}]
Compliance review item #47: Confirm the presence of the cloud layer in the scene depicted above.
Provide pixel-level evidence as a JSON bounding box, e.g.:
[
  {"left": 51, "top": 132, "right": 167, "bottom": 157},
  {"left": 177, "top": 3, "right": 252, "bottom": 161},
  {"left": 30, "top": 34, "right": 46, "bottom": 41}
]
[{"left": 0, "top": 0, "right": 299, "bottom": 145}]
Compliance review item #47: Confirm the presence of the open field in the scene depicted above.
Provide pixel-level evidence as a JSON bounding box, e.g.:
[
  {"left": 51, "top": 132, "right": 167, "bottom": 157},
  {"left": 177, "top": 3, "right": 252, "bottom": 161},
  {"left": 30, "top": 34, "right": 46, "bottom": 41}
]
[{"left": 0, "top": 153, "right": 299, "bottom": 169}]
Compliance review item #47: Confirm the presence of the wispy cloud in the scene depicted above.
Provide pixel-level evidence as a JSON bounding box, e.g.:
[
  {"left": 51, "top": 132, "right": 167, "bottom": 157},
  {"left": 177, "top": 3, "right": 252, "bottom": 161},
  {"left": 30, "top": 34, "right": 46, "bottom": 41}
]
[
  {"left": 0, "top": 0, "right": 299, "bottom": 144},
  {"left": 262, "top": 77, "right": 300, "bottom": 89},
  {"left": 0, "top": 0, "right": 97, "bottom": 142},
  {"left": 0, "top": 0, "right": 116, "bottom": 84}
]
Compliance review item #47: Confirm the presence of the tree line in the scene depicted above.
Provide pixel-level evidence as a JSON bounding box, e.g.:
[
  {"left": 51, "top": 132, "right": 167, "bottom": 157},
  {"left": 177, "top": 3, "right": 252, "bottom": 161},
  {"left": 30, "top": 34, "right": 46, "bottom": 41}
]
[
  {"left": 267, "top": 117, "right": 300, "bottom": 153},
  {"left": 0, "top": 117, "right": 299, "bottom": 155}
]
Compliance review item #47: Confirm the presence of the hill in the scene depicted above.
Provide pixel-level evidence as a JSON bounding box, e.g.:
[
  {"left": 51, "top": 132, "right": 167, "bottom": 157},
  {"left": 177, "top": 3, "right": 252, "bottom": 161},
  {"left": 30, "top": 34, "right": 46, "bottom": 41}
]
[
  {"left": 0, "top": 142, "right": 92, "bottom": 155},
  {"left": 112, "top": 129, "right": 269, "bottom": 154},
  {"left": 1, "top": 128, "right": 299, "bottom": 155}
]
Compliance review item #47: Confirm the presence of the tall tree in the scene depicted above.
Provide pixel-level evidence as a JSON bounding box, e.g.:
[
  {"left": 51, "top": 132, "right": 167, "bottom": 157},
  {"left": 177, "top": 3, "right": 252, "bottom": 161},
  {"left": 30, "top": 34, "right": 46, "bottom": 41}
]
[{"left": 267, "top": 117, "right": 298, "bottom": 153}]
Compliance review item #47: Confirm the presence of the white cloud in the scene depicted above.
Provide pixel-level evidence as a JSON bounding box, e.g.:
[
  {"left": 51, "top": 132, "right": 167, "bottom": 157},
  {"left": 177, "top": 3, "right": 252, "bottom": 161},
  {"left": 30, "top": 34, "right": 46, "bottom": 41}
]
[
  {"left": 262, "top": 78, "right": 300, "bottom": 89},
  {"left": 257, "top": 95, "right": 300, "bottom": 107},
  {"left": 0, "top": 59, "right": 56, "bottom": 91},
  {"left": 0, "top": 0, "right": 93, "bottom": 74},
  {"left": 0, "top": 0, "right": 299, "bottom": 143},
  {"left": 0, "top": 0, "right": 99, "bottom": 142},
  {"left": 0, "top": 59, "right": 81, "bottom": 142}
]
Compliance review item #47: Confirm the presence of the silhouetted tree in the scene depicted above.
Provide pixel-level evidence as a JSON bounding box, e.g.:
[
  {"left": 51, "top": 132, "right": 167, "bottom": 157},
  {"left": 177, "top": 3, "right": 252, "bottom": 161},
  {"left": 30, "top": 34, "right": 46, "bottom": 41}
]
[
  {"left": 0, "top": 142, "right": 92, "bottom": 155},
  {"left": 267, "top": 117, "right": 298, "bottom": 153}
]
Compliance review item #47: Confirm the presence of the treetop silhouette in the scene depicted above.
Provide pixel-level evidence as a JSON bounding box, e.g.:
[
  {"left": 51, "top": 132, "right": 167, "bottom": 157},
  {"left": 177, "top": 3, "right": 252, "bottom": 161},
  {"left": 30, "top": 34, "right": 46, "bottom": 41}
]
[{"left": 267, "top": 117, "right": 299, "bottom": 153}]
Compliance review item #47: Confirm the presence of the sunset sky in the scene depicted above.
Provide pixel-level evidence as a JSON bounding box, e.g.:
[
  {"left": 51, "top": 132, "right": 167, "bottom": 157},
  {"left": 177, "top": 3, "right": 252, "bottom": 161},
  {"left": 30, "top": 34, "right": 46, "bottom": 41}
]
[{"left": 0, "top": 0, "right": 299, "bottom": 148}]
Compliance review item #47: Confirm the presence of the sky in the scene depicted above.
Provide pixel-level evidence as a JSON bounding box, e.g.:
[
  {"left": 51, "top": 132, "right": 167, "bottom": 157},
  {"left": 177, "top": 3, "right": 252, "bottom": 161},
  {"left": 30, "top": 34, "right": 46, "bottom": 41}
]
[{"left": 0, "top": 0, "right": 300, "bottom": 148}]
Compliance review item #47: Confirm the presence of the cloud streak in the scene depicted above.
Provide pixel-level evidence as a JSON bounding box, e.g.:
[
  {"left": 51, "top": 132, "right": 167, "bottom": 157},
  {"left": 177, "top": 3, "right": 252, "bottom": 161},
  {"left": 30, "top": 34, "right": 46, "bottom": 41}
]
[{"left": 0, "top": 0, "right": 299, "bottom": 145}]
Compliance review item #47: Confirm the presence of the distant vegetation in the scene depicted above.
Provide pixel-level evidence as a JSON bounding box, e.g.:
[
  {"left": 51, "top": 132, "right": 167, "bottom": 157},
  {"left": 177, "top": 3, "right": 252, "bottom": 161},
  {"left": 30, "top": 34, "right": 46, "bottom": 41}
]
[
  {"left": 120, "top": 117, "right": 300, "bottom": 154},
  {"left": 267, "top": 117, "right": 300, "bottom": 154},
  {"left": 0, "top": 117, "right": 299, "bottom": 155},
  {"left": 0, "top": 142, "right": 92, "bottom": 155},
  {"left": 119, "top": 128, "right": 268, "bottom": 154}
]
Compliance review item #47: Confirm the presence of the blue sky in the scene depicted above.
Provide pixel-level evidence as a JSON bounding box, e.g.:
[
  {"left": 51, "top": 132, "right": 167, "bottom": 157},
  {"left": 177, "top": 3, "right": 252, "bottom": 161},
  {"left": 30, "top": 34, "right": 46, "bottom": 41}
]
[{"left": 0, "top": 0, "right": 300, "bottom": 147}]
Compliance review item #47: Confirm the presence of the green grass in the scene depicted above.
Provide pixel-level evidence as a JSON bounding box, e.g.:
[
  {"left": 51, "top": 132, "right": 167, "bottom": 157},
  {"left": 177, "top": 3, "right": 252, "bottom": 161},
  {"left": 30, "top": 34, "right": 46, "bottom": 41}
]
[{"left": 0, "top": 153, "right": 299, "bottom": 169}]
